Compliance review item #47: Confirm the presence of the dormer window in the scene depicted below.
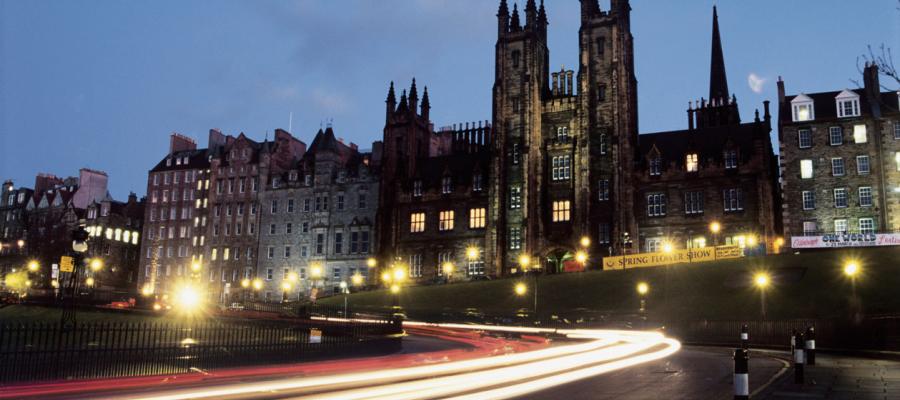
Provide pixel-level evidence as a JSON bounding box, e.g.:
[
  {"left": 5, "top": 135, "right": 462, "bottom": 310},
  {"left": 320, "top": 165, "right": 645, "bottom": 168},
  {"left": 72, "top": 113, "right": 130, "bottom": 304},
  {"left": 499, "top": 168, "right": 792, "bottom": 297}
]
[
  {"left": 835, "top": 90, "right": 861, "bottom": 118},
  {"left": 685, "top": 153, "right": 699, "bottom": 172},
  {"left": 649, "top": 157, "right": 661, "bottom": 176},
  {"left": 791, "top": 94, "right": 815, "bottom": 122}
]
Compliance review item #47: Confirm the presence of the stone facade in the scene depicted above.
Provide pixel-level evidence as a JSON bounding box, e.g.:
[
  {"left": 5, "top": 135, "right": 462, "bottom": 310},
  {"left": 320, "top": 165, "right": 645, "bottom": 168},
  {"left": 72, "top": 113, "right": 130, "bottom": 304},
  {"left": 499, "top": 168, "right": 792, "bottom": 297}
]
[
  {"left": 257, "top": 127, "right": 378, "bottom": 301},
  {"left": 779, "top": 64, "right": 900, "bottom": 239},
  {"left": 0, "top": 181, "right": 33, "bottom": 279},
  {"left": 83, "top": 194, "right": 144, "bottom": 291},
  {"left": 633, "top": 7, "right": 780, "bottom": 253}
]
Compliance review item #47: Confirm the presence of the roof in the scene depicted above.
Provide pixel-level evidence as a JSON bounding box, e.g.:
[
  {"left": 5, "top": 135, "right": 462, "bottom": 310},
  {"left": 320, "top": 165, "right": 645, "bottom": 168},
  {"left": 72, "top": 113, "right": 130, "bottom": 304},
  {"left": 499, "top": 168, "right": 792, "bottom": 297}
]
[
  {"left": 638, "top": 121, "right": 767, "bottom": 165},
  {"left": 149, "top": 149, "right": 210, "bottom": 173},
  {"left": 781, "top": 89, "right": 900, "bottom": 123}
]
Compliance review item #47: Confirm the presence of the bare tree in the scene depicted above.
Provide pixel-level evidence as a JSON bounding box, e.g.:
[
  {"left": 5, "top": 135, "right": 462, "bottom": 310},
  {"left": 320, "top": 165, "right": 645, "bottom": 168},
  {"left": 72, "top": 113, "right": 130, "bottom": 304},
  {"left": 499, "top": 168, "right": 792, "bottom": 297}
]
[{"left": 854, "top": 0, "right": 900, "bottom": 90}]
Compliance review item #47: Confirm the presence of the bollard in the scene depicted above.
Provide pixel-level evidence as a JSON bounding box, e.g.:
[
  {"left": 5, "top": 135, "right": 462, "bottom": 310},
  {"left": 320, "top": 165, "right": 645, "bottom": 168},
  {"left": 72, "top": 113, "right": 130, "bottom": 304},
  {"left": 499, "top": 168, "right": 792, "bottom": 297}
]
[
  {"left": 805, "top": 326, "right": 816, "bottom": 366},
  {"left": 793, "top": 331, "right": 805, "bottom": 384},
  {"left": 741, "top": 324, "right": 749, "bottom": 350},
  {"left": 733, "top": 348, "right": 750, "bottom": 400}
]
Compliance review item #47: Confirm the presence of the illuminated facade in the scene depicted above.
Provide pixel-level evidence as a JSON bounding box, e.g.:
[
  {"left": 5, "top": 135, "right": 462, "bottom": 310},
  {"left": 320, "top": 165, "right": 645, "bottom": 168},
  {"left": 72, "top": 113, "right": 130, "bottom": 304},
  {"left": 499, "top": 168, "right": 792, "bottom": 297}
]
[{"left": 779, "top": 63, "right": 900, "bottom": 240}]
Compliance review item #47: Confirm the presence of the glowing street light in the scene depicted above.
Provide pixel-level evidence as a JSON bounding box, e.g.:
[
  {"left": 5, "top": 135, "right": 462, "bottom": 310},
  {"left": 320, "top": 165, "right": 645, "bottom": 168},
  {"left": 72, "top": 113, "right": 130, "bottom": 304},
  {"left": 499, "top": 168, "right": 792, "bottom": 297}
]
[
  {"left": 381, "top": 271, "right": 392, "bottom": 283},
  {"left": 191, "top": 261, "right": 202, "bottom": 272},
  {"left": 390, "top": 284, "right": 400, "bottom": 294},
  {"left": 636, "top": 282, "right": 649, "bottom": 296},
  {"left": 173, "top": 284, "right": 203, "bottom": 313},
  {"left": 351, "top": 273, "right": 364, "bottom": 286},
  {"left": 514, "top": 282, "right": 527, "bottom": 296},
  {"left": 393, "top": 267, "right": 406, "bottom": 282},
  {"left": 753, "top": 272, "right": 771, "bottom": 318},
  {"left": 466, "top": 247, "right": 479, "bottom": 260},
  {"left": 366, "top": 258, "right": 377, "bottom": 268},
  {"left": 310, "top": 264, "right": 323, "bottom": 279},
  {"left": 662, "top": 242, "right": 674, "bottom": 254},
  {"left": 240, "top": 278, "right": 251, "bottom": 288},
  {"left": 281, "top": 281, "right": 292, "bottom": 291},
  {"left": 252, "top": 278, "right": 264, "bottom": 291},
  {"left": 17, "top": 239, "right": 25, "bottom": 248},
  {"left": 85, "top": 277, "right": 95, "bottom": 287},
  {"left": 709, "top": 222, "right": 721, "bottom": 234},
  {"left": 89, "top": 258, "right": 104, "bottom": 271},
  {"left": 287, "top": 271, "right": 299, "bottom": 283},
  {"left": 843, "top": 260, "right": 861, "bottom": 278},
  {"left": 575, "top": 251, "right": 588, "bottom": 264},
  {"left": 518, "top": 254, "right": 531, "bottom": 270},
  {"left": 579, "top": 236, "right": 591, "bottom": 248},
  {"left": 141, "top": 284, "right": 154, "bottom": 296},
  {"left": 26, "top": 260, "right": 39, "bottom": 272},
  {"left": 747, "top": 235, "right": 758, "bottom": 247}
]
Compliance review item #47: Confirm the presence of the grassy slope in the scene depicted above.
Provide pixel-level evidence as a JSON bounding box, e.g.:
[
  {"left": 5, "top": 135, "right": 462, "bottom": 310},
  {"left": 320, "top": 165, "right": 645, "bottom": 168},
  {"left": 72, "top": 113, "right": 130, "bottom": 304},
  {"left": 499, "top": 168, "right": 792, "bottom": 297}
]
[
  {"left": 0, "top": 304, "right": 172, "bottom": 324},
  {"left": 320, "top": 247, "right": 900, "bottom": 321}
]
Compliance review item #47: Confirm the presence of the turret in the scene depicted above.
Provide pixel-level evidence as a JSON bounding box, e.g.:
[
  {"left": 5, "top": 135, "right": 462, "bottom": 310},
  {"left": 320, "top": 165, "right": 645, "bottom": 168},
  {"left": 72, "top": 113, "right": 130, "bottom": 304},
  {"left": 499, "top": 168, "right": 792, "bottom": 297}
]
[
  {"left": 497, "top": 0, "right": 509, "bottom": 35},
  {"left": 421, "top": 86, "right": 431, "bottom": 122},
  {"left": 580, "top": 0, "right": 600, "bottom": 21},
  {"left": 398, "top": 90, "right": 408, "bottom": 113},
  {"left": 385, "top": 81, "right": 396, "bottom": 122},
  {"left": 510, "top": 3, "right": 521, "bottom": 32},
  {"left": 409, "top": 78, "right": 419, "bottom": 115},
  {"left": 525, "top": 0, "right": 538, "bottom": 29}
]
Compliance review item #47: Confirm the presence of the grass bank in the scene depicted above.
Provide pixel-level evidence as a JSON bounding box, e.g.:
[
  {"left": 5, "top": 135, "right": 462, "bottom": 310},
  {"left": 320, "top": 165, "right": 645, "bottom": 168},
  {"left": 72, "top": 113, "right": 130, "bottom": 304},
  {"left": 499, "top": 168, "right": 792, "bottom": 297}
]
[{"left": 320, "top": 247, "right": 900, "bottom": 321}]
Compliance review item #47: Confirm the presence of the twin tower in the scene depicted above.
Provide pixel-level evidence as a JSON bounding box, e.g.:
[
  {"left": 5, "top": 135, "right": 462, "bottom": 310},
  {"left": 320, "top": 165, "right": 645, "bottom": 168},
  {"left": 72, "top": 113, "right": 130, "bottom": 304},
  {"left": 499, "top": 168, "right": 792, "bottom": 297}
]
[{"left": 378, "top": 1, "right": 638, "bottom": 277}]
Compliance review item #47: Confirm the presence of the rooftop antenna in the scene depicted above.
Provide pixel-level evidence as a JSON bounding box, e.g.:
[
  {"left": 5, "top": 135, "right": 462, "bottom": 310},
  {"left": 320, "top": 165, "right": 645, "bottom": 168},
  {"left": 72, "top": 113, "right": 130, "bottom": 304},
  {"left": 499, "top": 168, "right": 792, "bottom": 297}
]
[{"left": 289, "top": 112, "right": 293, "bottom": 133}]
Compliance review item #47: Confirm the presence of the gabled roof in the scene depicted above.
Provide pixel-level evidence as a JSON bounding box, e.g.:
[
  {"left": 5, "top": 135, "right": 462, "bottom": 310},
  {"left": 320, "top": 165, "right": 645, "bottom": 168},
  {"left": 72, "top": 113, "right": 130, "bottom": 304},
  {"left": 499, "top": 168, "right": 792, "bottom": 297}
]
[
  {"left": 638, "top": 122, "right": 766, "bottom": 165},
  {"left": 149, "top": 149, "right": 210, "bottom": 173},
  {"left": 782, "top": 89, "right": 900, "bottom": 123}
]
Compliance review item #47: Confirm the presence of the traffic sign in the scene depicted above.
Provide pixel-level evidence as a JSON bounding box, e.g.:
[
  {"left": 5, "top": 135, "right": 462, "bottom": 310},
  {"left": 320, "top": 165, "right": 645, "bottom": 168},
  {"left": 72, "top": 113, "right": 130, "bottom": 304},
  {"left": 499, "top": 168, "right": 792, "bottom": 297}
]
[{"left": 59, "top": 256, "right": 74, "bottom": 273}]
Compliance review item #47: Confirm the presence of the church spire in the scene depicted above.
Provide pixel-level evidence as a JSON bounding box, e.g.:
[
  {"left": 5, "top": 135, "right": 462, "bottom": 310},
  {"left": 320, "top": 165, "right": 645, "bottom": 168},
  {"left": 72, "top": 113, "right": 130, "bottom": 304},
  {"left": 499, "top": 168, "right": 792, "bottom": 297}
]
[
  {"left": 537, "top": 0, "right": 547, "bottom": 26},
  {"left": 525, "top": 0, "right": 537, "bottom": 28},
  {"left": 709, "top": 6, "right": 729, "bottom": 103},
  {"left": 498, "top": 0, "right": 509, "bottom": 35},
  {"left": 510, "top": 3, "right": 521, "bottom": 31}
]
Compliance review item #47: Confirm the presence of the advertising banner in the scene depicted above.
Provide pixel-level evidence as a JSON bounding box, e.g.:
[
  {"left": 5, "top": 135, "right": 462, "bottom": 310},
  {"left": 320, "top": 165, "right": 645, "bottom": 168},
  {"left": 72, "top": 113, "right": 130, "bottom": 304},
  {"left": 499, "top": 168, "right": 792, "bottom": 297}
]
[
  {"left": 602, "top": 246, "right": 743, "bottom": 270},
  {"left": 790, "top": 233, "right": 900, "bottom": 249}
]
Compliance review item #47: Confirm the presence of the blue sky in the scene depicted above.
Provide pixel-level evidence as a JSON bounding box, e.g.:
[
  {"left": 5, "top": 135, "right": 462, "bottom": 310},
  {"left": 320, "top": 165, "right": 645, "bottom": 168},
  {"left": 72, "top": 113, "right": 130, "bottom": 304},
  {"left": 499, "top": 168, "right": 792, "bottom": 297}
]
[{"left": 2, "top": 0, "right": 898, "bottom": 199}]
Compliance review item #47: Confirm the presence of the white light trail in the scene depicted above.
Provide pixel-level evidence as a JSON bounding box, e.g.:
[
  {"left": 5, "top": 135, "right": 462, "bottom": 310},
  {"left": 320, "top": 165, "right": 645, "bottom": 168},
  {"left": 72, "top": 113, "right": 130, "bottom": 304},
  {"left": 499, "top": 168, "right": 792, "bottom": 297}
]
[{"left": 124, "top": 321, "right": 680, "bottom": 400}]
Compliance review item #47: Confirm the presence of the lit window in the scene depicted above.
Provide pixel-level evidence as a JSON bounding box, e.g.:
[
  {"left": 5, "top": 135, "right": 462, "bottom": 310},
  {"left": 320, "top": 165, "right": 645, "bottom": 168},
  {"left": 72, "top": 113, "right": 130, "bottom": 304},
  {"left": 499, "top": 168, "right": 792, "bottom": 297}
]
[
  {"left": 834, "top": 188, "right": 848, "bottom": 208},
  {"left": 859, "top": 218, "right": 875, "bottom": 234},
  {"left": 509, "top": 227, "right": 522, "bottom": 250},
  {"left": 800, "top": 159, "right": 814, "bottom": 179},
  {"left": 223, "top": 248, "right": 230, "bottom": 260},
  {"left": 791, "top": 95, "right": 814, "bottom": 122},
  {"left": 211, "top": 248, "right": 218, "bottom": 261},
  {"left": 510, "top": 186, "right": 522, "bottom": 209},
  {"left": 859, "top": 187, "right": 873, "bottom": 207},
  {"left": 439, "top": 211, "right": 455, "bottom": 231},
  {"left": 831, "top": 158, "right": 845, "bottom": 176},
  {"left": 645, "top": 237, "right": 663, "bottom": 253},
  {"left": 853, "top": 124, "right": 867, "bottom": 143},
  {"left": 552, "top": 201, "right": 571, "bottom": 222},
  {"left": 857, "top": 155, "right": 870, "bottom": 175},
  {"left": 410, "top": 212, "right": 425, "bottom": 233},
  {"left": 552, "top": 155, "right": 571, "bottom": 180},
  {"left": 723, "top": 188, "right": 743, "bottom": 212},
  {"left": 802, "top": 191, "right": 816, "bottom": 210},
  {"left": 646, "top": 194, "right": 666, "bottom": 217},
  {"left": 798, "top": 129, "right": 812, "bottom": 148},
  {"left": 469, "top": 208, "right": 486, "bottom": 229},
  {"left": 834, "top": 219, "right": 848, "bottom": 234},
  {"left": 685, "top": 153, "right": 699, "bottom": 172}
]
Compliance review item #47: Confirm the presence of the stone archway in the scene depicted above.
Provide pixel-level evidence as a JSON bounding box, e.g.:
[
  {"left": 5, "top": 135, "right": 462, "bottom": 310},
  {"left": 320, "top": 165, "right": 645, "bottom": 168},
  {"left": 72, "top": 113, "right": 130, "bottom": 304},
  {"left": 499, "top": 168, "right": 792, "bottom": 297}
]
[{"left": 541, "top": 247, "right": 576, "bottom": 274}]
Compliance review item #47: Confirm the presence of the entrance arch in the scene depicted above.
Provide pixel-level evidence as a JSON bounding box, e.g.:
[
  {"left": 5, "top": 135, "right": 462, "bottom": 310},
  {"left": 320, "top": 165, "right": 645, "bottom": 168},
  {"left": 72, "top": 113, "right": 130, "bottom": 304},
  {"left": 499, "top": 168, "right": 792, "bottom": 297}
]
[{"left": 541, "top": 247, "right": 576, "bottom": 274}]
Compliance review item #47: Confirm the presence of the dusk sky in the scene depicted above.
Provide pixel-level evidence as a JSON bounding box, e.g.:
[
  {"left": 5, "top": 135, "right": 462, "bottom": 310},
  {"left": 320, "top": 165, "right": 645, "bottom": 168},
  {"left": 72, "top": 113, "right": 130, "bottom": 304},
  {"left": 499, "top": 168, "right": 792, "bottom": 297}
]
[{"left": 2, "top": 0, "right": 898, "bottom": 199}]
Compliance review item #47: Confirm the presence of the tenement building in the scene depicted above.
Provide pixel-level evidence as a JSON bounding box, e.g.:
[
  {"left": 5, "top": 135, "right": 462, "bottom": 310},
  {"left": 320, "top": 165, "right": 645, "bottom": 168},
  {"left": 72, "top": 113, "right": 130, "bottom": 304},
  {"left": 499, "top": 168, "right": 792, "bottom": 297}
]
[
  {"left": 257, "top": 127, "right": 378, "bottom": 301},
  {"left": 634, "top": 7, "right": 780, "bottom": 252},
  {"left": 83, "top": 193, "right": 145, "bottom": 293},
  {"left": 0, "top": 181, "right": 33, "bottom": 278},
  {"left": 779, "top": 63, "right": 900, "bottom": 243}
]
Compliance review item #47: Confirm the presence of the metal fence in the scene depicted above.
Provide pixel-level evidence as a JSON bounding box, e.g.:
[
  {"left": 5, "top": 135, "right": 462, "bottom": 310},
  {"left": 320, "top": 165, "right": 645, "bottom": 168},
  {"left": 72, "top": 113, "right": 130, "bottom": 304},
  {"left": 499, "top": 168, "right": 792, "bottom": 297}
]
[{"left": 0, "top": 313, "right": 401, "bottom": 384}]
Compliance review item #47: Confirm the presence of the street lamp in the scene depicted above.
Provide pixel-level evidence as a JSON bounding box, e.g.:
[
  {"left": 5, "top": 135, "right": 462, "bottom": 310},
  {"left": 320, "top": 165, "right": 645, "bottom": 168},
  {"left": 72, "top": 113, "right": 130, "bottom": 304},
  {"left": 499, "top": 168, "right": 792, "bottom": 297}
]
[
  {"left": 575, "top": 251, "right": 588, "bottom": 264},
  {"left": 753, "top": 272, "right": 771, "bottom": 318},
  {"left": 367, "top": 258, "right": 377, "bottom": 268},
  {"left": 579, "top": 236, "right": 591, "bottom": 248},
  {"left": 466, "top": 246, "right": 479, "bottom": 260},
  {"left": 518, "top": 254, "right": 531, "bottom": 271},
  {"left": 843, "top": 260, "right": 862, "bottom": 307},
  {"left": 17, "top": 239, "right": 25, "bottom": 248},
  {"left": 636, "top": 282, "right": 649, "bottom": 313},
  {"left": 27, "top": 260, "right": 39, "bottom": 272},
  {"left": 191, "top": 261, "right": 202, "bottom": 273},
  {"left": 351, "top": 273, "right": 364, "bottom": 287},
  {"left": 442, "top": 262, "right": 455, "bottom": 283},
  {"left": 709, "top": 221, "right": 721, "bottom": 246},
  {"left": 85, "top": 277, "right": 95, "bottom": 287},
  {"left": 89, "top": 258, "right": 104, "bottom": 272},
  {"left": 514, "top": 282, "right": 527, "bottom": 296}
]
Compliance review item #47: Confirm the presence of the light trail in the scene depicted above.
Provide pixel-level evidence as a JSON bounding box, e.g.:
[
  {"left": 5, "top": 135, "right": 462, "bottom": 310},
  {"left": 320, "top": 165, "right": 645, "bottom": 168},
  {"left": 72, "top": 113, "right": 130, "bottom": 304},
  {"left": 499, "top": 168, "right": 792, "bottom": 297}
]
[{"left": 118, "top": 321, "right": 680, "bottom": 400}]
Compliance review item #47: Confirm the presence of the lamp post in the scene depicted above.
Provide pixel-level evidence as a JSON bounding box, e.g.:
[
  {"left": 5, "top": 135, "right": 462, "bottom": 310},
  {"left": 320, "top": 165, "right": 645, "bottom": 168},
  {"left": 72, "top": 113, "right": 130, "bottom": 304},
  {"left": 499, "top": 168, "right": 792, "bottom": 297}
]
[
  {"left": 309, "top": 263, "right": 323, "bottom": 303},
  {"left": 709, "top": 221, "right": 721, "bottom": 247},
  {"left": 339, "top": 281, "right": 349, "bottom": 316},
  {"left": 382, "top": 265, "right": 406, "bottom": 318},
  {"left": 240, "top": 278, "right": 250, "bottom": 303},
  {"left": 636, "top": 282, "right": 649, "bottom": 313},
  {"left": 519, "top": 254, "right": 537, "bottom": 318},
  {"left": 442, "top": 262, "right": 455, "bottom": 284},
  {"left": 843, "top": 260, "right": 861, "bottom": 320},
  {"left": 62, "top": 225, "right": 90, "bottom": 331},
  {"left": 753, "top": 272, "right": 770, "bottom": 318}
]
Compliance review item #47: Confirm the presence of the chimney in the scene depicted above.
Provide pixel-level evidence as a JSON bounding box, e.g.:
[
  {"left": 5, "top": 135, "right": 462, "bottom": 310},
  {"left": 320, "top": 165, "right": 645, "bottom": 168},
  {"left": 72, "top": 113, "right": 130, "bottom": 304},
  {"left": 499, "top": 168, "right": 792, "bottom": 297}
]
[
  {"left": 687, "top": 102, "right": 695, "bottom": 130},
  {"left": 552, "top": 72, "right": 560, "bottom": 96},
  {"left": 776, "top": 76, "right": 785, "bottom": 105},
  {"left": 863, "top": 63, "right": 882, "bottom": 118},
  {"left": 566, "top": 70, "right": 574, "bottom": 96},
  {"left": 763, "top": 100, "right": 771, "bottom": 123}
]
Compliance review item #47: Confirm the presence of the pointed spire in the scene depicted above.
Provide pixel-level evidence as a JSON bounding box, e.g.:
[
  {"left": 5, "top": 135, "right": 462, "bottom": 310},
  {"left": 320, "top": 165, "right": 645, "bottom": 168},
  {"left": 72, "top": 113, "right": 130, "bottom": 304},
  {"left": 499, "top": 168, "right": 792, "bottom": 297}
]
[
  {"left": 498, "top": 0, "right": 510, "bottom": 34},
  {"left": 581, "top": 0, "right": 599, "bottom": 21},
  {"left": 409, "top": 78, "right": 418, "bottom": 101},
  {"left": 510, "top": 3, "right": 521, "bottom": 31},
  {"left": 386, "top": 81, "right": 396, "bottom": 103},
  {"left": 538, "top": 0, "right": 547, "bottom": 25},
  {"left": 398, "top": 89, "right": 408, "bottom": 112},
  {"left": 709, "top": 6, "right": 730, "bottom": 103},
  {"left": 421, "top": 86, "right": 430, "bottom": 109},
  {"left": 525, "top": 0, "right": 537, "bottom": 27}
]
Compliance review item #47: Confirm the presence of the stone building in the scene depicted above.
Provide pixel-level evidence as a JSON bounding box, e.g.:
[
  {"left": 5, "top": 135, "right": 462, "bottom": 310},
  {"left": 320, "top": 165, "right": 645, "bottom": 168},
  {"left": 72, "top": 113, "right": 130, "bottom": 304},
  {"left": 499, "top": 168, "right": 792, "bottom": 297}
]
[
  {"left": 779, "top": 64, "right": 900, "bottom": 240},
  {"left": 257, "top": 127, "right": 378, "bottom": 301},
  {"left": 0, "top": 181, "right": 33, "bottom": 279},
  {"left": 138, "top": 133, "right": 211, "bottom": 296},
  {"left": 633, "top": 7, "right": 780, "bottom": 252},
  {"left": 83, "top": 193, "right": 145, "bottom": 293},
  {"left": 376, "top": 79, "right": 493, "bottom": 281}
]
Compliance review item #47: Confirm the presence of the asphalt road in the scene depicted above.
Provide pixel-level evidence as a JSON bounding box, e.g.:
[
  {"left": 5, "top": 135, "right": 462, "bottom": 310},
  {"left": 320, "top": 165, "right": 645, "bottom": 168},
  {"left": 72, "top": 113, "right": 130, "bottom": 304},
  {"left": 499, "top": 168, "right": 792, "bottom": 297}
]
[{"left": 522, "top": 346, "right": 786, "bottom": 400}]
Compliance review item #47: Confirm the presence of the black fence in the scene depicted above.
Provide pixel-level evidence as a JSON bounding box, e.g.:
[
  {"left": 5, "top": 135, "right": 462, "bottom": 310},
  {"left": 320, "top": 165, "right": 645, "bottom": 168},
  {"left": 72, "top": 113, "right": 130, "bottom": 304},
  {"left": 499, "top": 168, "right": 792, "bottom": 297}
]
[{"left": 0, "top": 314, "right": 401, "bottom": 385}]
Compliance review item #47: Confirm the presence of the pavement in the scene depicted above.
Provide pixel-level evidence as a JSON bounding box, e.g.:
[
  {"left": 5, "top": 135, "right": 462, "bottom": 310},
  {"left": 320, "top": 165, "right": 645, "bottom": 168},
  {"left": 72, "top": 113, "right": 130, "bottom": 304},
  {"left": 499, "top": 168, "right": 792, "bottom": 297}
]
[
  {"left": 521, "top": 346, "right": 787, "bottom": 400},
  {"left": 756, "top": 353, "right": 900, "bottom": 400}
]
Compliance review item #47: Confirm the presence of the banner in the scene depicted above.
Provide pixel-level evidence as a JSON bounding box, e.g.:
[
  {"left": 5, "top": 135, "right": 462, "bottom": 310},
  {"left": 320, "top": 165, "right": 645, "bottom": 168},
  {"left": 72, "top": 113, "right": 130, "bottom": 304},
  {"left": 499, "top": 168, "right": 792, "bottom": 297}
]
[
  {"left": 602, "top": 246, "right": 743, "bottom": 270},
  {"left": 790, "top": 233, "right": 900, "bottom": 249}
]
